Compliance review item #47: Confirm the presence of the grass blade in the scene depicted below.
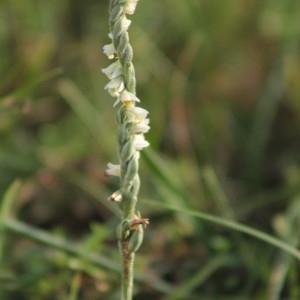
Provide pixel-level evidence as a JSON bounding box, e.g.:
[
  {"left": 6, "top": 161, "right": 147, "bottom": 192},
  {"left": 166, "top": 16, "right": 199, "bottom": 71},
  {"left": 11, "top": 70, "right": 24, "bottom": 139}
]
[{"left": 145, "top": 200, "right": 300, "bottom": 260}]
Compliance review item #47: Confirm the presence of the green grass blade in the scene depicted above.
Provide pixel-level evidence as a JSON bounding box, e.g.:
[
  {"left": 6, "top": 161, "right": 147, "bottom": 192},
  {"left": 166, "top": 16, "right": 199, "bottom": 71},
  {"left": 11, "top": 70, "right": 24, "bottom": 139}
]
[
  {"left": 0, "top": 180, "right": 22, "bottom": 260},
  {"left": 4, "top": 218, "right": 173, "bottom": 294},
  {"left": 0, "top": 68, "right": 63, "bottom": 102},
  {"left": 57, "top": 79, "right": 115, "bottom": 152},
  {"left": 267, "top": 197, "right": 300, "bottom": 299},
  {"left": 142, "top": 149, "right": 196, "bottom": 233},
  {"left": 5, "top": 218, "right": 120, "bottom": 271},
  {"left": 145, "top": 200, "right": 300, "bottom": 260}
]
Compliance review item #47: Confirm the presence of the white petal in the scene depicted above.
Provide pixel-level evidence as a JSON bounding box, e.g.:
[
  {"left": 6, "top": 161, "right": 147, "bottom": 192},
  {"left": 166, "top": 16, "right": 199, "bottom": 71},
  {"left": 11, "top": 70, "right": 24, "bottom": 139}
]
[
  {"left": 103, "top": 43, "right": 116, "bottom": 59},
  {"left": 133, "top": 118, "right": 150, "bottom": 134},
  {"left": 123, "top": 2, "right": 138, "bottom": 15},
  {"left": 101, "top": 61, "right": 122, "bottom": 79},
  {"left": 105, "top": 163, "right": 121, "bottom": 177},
  {"left": 127, "top": 106, "right": 150, "bottom": 133},
  {"left": 128, "top": 106, "right": 149, "bottom": 120},
  {"left": 134, "top": 134, "right": 150, "bottom": 150},
  {"left": 119, "top": 89, "right": 140, "bottom": 104},
  {"left": 113, "top": 98, "right": 121, "bottom": 107},
  {"left": 104, "top": 76, "right": 125, "bottom": 97}
]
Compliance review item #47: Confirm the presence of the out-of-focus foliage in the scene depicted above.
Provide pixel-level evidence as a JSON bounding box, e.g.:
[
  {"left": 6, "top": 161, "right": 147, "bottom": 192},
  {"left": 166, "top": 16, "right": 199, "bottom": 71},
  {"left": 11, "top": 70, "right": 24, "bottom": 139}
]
[{"left": 0, "top": 0, "right": 300, "bottom": 299}]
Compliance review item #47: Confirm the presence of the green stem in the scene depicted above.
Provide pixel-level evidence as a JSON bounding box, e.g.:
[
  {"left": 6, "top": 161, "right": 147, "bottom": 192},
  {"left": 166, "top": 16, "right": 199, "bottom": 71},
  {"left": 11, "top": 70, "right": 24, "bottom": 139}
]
[{"left": 120, "top": 240, "right": 134, "bottom": 300}]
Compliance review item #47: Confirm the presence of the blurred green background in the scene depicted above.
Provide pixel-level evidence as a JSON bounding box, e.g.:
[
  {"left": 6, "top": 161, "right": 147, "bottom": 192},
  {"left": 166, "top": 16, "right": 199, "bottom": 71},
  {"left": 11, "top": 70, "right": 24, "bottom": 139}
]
[{"left": 1, "top": 0, "right": 300, "bottom": 299}]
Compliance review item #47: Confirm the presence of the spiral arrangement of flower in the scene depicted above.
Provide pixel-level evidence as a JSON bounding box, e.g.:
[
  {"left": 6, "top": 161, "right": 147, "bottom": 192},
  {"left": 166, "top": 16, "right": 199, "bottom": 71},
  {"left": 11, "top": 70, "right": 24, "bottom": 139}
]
[{"left": 102, "top": 1, "right": 149, "bottom": 299}]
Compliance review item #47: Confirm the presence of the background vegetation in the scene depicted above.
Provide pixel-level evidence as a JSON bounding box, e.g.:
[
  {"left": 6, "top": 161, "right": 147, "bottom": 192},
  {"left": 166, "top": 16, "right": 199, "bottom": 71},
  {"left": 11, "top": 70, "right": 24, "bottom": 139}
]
[{"left": 1, "top": 0, "right": 300, "bottom": 299}]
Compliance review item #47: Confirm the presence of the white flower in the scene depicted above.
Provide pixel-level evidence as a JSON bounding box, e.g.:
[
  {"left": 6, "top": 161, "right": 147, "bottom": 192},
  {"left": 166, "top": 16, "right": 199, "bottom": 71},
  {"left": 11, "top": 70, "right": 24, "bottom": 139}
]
[
  {"left": 123, "top": 1, "right": 139, "bottom": 15},
  {"left": 101, "top": 61, "right": 123, "bottom": 79},
  {"left": 132, "top": 118, "right": 150, "bottom": 134},
  {"left": 128, "top": 106, "right": 149, "bottom": 120},
  {"left": 104, "top": 76, "right": 124, "bottom": 97},
  {"left": 105, "top": 163, "right": 121, "bottom": 177},
  {"left": 128, "top": 107, "right": 150, "bottom": 133},
  {"left": 103, "top": 43, "right": 116, "bottom": 59},
  {"left": 114, "top": 89, "right": 140, "bottom": 107},
  {"left": 134, "top": 134, "right": 150, "bottom": 150}
]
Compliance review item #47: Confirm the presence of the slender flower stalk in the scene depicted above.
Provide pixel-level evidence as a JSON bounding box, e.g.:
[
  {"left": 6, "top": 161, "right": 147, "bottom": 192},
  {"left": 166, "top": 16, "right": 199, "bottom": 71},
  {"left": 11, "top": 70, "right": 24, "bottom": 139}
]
[{"left": 102, "top": 1, "right": 149, "bottom": 299}]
